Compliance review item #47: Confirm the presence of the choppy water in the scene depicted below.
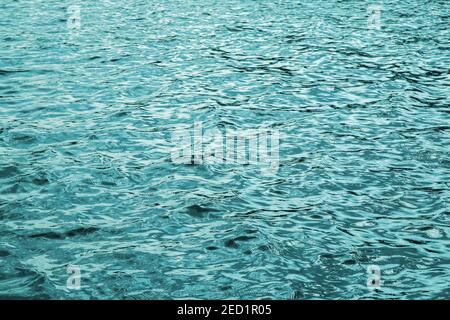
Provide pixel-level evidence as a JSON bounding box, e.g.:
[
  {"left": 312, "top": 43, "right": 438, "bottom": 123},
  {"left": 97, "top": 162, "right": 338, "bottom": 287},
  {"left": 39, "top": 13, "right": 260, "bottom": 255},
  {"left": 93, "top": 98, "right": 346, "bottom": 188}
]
[{"left": 0, "top": 0, "right": 449, "bottom": 299}]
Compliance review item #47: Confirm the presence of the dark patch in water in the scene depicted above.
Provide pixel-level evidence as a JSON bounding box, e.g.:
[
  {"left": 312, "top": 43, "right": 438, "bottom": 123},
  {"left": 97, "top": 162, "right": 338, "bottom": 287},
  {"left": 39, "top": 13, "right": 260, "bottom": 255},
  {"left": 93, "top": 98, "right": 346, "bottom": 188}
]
[
  {"left": 224, "top": 239, "right": 238, "bottom": 248},
  {"left": 186, "top": 204, "right": 218, "bottom": 217},
  {"left": 0, "top": 166, "right": 20, "bottom": 179},
  {"left": 0, "top": 69, "right": 27, "bottom": 76},
  {"left": 224, "top": 236, "right": 257, "bottom": 249},
  {"left": 32, "top": 178, "right": 49, "bottom": 186},
  {"left": 0, "top": 250, "right": 10, "bottom": 257},
  {"left": 29, "top": 227, "right": 100, "bottom": 240}
]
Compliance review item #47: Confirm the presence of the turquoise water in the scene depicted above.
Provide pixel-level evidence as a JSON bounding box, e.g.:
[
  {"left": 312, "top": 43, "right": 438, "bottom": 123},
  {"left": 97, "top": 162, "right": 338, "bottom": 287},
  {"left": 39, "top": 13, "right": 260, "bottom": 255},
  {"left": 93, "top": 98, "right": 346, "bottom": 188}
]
[{"left": 0, "top": 0, "right": 449, "bottom": 299}]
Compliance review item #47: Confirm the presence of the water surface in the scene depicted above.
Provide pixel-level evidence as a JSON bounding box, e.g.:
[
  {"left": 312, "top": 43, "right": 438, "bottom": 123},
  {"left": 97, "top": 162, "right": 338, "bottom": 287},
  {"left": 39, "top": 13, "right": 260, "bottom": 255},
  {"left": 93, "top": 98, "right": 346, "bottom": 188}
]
[{"left": 0, "top": 0, "right": 449, "bottom": 299}]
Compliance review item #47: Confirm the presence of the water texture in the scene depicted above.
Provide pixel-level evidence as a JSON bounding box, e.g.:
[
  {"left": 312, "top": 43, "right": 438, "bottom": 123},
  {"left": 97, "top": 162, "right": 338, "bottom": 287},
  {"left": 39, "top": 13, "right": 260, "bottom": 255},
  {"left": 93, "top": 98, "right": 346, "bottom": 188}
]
[{"left": 0, "top": 0, "right": 449, "bottom": 299}]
